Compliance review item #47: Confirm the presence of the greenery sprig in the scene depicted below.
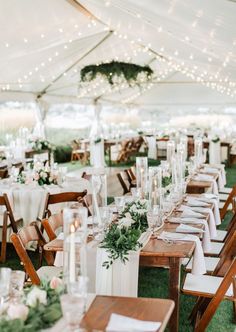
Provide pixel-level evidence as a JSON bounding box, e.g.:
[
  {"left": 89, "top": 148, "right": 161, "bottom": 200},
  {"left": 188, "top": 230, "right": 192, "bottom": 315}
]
[
  {"left": 162, "top": 175, "right": 172, "bottom": 188},
  {"left": 80, "top": 61, "right": 153, "bottom": 86},
  {"left": 100, "top": 199, "right": 148, "bottom": 268},
  {"left": 100, "top": 223, "right": 142, "bottom": 269},
  {"left": 212, "top": 137, "right": 220, "bottom": 143}
]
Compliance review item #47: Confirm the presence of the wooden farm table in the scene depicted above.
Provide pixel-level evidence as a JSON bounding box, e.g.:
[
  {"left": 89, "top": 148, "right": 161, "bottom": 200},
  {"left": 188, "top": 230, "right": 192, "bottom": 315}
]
[
  {"left": 50, "top": 295, "right": 174, "bottom": 332},
  {"left": 44, "top": 223, "right": 202, "bottom": 332}
]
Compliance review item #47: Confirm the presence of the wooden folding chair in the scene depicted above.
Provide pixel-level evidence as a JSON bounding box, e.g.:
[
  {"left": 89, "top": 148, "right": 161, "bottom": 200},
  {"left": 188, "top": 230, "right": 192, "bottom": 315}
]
[
  {"left": 182, "top": 258, "right": 236, "bottom": 332},
  {"left": 80, "top": 193, "right": 103, "bottom": 217},
  {"left": 42, "top": 190, "right": 87, "bottom": 218},
  {"left": 185, "top": 230, "right": 236, "bottom": 276},
  {"left": 41, "top": 213, "right": 63, "bottom": 241},
  {"left": 117, "top": 171, "right": 130, "bottom": 195},
  {"left": 219, "top": 185, "right": 236, "bottom": 219},
  {"left": 11, "top": 222, "right": 61, "bottom": 285},
  {"left": 0, "top": 193, "right": 23, "bottom": 262},
  {"left": 126, "top": 167, "right": 136, "bottom": 182}
]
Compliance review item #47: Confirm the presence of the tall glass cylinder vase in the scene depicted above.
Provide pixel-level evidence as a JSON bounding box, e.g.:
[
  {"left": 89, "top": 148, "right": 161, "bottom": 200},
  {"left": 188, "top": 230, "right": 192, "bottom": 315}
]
[
  {"left": 171, "top": 155, "right": 178, "bottom": 187},
  {"left": 136, "top": 157, "right": 148, "bottom": 199},
  {"left": 148, "top": 167, "right": 162, "bottom": 209},
  {"left": 166, "top": 140, "right": 175, "bottom": 167},
  {"left": 177, "top": 144, "right": 185, "bottom": 184},
  {"left": 63, "top": 207, "right": 88, "bottom": 291},
  {"left": 194, "top": 138, "right": 203, "bottom": 167},
  {"left": 180, "top": 136, "right": 188, "bottom": 161}
]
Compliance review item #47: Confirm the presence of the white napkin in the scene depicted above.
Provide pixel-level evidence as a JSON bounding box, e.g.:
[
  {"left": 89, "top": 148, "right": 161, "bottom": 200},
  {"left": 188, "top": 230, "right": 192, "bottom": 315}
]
[
  {"left": 180, "top": 206, "right": 204, "bottom": 218},
  {"left": 202, "top": 167, "right": 224, "bottom": 190},
  {"left": 188, "top": 207, "right": 217, "bottom": 238},
  {"left": 158, "top": 231, "right": 206, "bottom": 275},
  {"left": 193, "top": 175, "right": 219, "bottom": 195},
  {"left": 106, "top": 313, "right": 161, "bottom": 332},
  {"left": 176, "top": 224, "right": 204, "bottom": 234},
  {"left": 186, "top": 197, "right": 209, "bottom": 207}
]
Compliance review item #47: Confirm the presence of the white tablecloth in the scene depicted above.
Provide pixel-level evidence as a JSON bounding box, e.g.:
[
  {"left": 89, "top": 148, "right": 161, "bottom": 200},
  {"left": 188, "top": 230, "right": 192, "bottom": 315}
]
[{"left": 0, "top": 178, "right": 91, "bottom": 225}]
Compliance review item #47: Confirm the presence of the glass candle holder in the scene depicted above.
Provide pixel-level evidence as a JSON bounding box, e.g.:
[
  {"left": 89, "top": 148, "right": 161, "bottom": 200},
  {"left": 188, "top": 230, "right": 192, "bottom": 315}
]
[
  {"left": 63, "top": 208, "right": 88, "bottom": 289},
  {"left": 136, "top": 157, "right": 148, "bottom": 199},
  {"left": 148, "top": 167, "right": 162, "bottom": 210}
]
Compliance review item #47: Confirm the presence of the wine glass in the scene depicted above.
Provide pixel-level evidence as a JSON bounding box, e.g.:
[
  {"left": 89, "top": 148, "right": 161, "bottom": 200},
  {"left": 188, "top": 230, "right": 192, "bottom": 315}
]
[
  {"left": 114, "top": 196, "right": 125, "bottom": 214},
  {"left": 0, "top": 268, "right": 11, "bottom": 306},
  {"left": 147, "top": 205, "right": 160, "bottom": 235},
  {"left": 60, "top": 294, "right": 86, "bottom": 331},
  {"left": 10, "top": 270, "right": 25, "bottom": 302}
]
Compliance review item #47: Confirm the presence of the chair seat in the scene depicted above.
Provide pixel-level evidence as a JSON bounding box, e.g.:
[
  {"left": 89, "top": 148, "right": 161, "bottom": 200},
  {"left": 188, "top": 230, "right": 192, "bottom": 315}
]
[
  {"left": 37, "top": 266, "right": 63, "bottom": 280},
  {"left": 184, "top": 256, "right": 220, "bottom": 273},
  {"left": 219, "top": 187, "right": 232, "bottom": 194},
  {"left": 182, "top": 273, "right": 233, "bottom": 298},
  {"left": 219, "top": 193, "right": 229, "bottom": 201},
  {"left": 203, "top": 242, "right": 224, "bottom": 256},
  {"left": 211, "top": 230, "right": 227, "bottom": 242}
]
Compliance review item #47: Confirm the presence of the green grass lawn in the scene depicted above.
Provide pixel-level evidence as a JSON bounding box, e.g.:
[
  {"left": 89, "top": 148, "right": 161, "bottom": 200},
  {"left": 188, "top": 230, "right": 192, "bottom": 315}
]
[{"left": 1, "top": 164, "right": 235, "bottom": 331}]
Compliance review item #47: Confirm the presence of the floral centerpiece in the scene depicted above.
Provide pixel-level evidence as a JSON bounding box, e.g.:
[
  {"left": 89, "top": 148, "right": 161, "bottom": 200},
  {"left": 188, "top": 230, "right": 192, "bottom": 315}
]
[
  {"left": 0, "top": 277, "right": 63, "bottom": 332},
  {"left": 30, "top": 138, "right": 55, "bottom": 152},
  {"left": 100, "top": 199, "right": 148, "bottom": 269},
  {"left": 17, "top": 165, "right": 58, "bottom": 186}
]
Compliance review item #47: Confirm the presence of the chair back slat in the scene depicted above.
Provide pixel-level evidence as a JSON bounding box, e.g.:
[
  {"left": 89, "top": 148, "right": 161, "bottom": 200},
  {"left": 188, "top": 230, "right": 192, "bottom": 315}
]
[
  {"left": 43, "top": 190, "right": 87, "bottom": 218},
  {"left": 117, "top": 172, "right": 130, "bottom": 195},
  {"left": 42, "top": 213, "right": 63, "bottom": 241}
]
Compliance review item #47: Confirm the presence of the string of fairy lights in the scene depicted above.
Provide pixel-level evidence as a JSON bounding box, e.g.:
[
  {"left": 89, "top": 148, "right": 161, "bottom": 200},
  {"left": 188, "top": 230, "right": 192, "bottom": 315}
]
[{"left": 1, "top": 0, "right": 236, "bottom": 105}]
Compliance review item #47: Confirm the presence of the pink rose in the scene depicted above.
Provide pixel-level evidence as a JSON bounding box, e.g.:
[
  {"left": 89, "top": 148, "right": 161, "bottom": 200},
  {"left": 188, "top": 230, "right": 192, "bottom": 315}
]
[
  {"left": 50, "top": 276, "right": 63, "bottom": 290},
  {"left": 34, "top": 173, "right": 39, "bottom": 181},
  {"left": 7, "top": 304, "right": 29, "bottom": 321}
]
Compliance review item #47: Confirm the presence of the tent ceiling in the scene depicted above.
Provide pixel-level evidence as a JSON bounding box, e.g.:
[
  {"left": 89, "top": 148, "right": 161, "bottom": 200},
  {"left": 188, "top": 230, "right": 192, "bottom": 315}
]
[{"left": 0, "top": 0, "right": 236, "bottom": 110}]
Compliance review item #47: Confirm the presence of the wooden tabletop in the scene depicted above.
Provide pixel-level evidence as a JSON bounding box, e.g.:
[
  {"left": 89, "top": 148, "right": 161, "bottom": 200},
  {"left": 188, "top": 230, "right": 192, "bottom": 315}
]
[{"left": 81, "top": 295, "right": 174, "bottom": 332}]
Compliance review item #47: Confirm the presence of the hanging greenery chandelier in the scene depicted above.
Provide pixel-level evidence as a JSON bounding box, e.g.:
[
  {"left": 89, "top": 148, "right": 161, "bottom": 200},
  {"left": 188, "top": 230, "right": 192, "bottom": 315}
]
[{"left": 80, "top": 61, "right": 153, "bottom": 86}]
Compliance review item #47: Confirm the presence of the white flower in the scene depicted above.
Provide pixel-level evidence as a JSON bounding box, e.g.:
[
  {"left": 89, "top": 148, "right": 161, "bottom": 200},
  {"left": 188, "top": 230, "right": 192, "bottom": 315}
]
[
  {"left": 7, "top": 304, "right": 29, "bottom": 321},
  {"left": 26, "top": 287, "right": 47, "bottom": 307},
  {"left": 49, "top": 176, "right": 53, "bottom": 182},
  {"left": 136, "top": 208, "right": 147, "bottom": 215},
  {"left": 118, "top": 213, "right": 135, "bottom": 228}
]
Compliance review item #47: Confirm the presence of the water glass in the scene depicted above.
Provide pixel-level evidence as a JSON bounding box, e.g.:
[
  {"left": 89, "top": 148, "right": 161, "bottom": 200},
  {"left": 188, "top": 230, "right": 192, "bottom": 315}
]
[
  {"left": 147, "top": 205, "right": 160, "bottom": 234},
  {"left": 60, "top": 294, "right": 85, "bottom": 331},
  {"left": 114, "top": 196, "right": 125, "bottom": 213},
  {"left": 10, "top": 270, "right": 25, "bottom": 302},
  {"left": 0, "top": 268, "right": 11, "bottom": 305}
]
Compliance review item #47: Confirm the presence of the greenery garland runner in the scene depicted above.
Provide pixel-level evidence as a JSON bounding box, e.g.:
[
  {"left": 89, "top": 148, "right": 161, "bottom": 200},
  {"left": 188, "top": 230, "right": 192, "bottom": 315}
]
[
  {"left": 211, "top": 136, "right": 220, "bottom": 143},
  {"left": 100, "top": 199, "right": 148, "bottom": 269},
  {"left": 30, "top": 138, "right": 55, "bottom": 153},
  {"left": 80, "top": 61, "right": 154, "bottom": 86},
  {"left": 0, "top": 278, "right": 63, "bottom": 332}
]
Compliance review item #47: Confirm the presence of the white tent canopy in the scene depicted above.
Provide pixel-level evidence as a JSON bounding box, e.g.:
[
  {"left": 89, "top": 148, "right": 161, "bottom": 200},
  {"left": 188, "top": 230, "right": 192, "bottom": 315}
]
[{"left": 0, "top": 0, "right": 236, "bottom": 114}]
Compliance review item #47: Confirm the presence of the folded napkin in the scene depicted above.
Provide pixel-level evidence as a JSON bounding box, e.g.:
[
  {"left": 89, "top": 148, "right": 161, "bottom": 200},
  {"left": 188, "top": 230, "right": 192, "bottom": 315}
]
[
  {"left": 202, "top": 167, "right": 224, "bottom": 190},
  {"left": 106, "top": 313, "right": 161, "bottom": 332},
  {"left": 176, "top": 218, "right": 211, "bottom": 252},
  {"left": 180, "top": 206, "right": 205, "bottom": 218},
  {"left": 186, "top": 197, "right": 209, "bottom": 207},
  {"left": 158, "top": 231, "right": 206, "bottom": 275},
  {"left": 188, "top": 207, "right": 217, "bottom": 238},
  {"left": 176, "top": 224, "right": 204, "bottom": 234},
  {"left": 196, "top": 196, "right": 221, "bottom": 226},
  {"left": 193, "top": 175, "right": 218, "bottom": 195}
]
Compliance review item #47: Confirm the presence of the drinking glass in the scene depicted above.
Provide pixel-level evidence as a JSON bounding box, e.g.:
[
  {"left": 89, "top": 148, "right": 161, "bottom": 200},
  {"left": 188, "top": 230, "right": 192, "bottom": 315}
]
[
  {"left": 147, "top": 205, "right": 160, "bottom": 234},
  {"left": 114, "top": 196, "right": 125, "bottom": 213},
  {"left": 59, "top": 166, "right": 68, "bottom": 183},
  {"left": 10, "top": 270, "right": 25, "bottom": 302},
  {"left": 0, "top": 268, "right": 11, "bottom": 305},
  {"left": 60, "top": 294, "right": 85, "bottom": 331}
]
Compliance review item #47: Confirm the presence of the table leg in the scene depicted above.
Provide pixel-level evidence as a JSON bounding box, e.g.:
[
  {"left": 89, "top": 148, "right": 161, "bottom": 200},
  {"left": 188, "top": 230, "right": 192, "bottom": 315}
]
[{"left": 169, "top": 257, "right": 181, "bottom": 332}]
